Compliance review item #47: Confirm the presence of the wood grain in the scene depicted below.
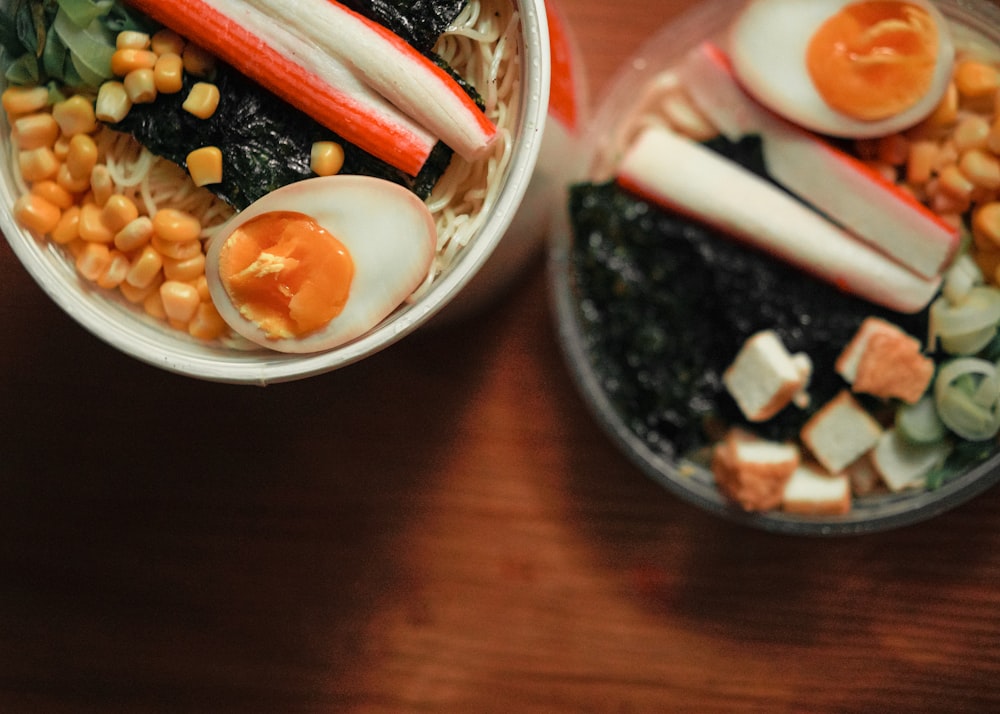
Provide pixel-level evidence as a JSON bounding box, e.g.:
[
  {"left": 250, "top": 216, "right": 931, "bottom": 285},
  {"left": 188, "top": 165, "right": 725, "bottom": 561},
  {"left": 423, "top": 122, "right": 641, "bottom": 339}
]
[{"left": 2, "top": 1, "right": 1000, "bottom": 712}]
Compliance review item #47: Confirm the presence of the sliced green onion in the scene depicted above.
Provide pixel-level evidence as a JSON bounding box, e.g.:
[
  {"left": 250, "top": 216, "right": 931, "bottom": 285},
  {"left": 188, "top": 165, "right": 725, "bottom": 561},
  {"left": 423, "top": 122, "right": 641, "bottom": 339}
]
[
  {"left": 930, "top": 286, "right": 1000, "bottom": 340},
  {"left": 934, "top": 358, "right": 1000, "bottom": 440},
  {"left": 896, "top": 395, "right": 947, "bottom": 445}
]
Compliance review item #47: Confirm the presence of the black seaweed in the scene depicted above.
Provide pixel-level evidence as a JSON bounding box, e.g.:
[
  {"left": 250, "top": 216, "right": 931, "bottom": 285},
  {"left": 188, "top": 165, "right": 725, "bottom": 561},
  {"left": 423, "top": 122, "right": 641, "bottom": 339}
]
[
  {"left": 338, "top": 0, "right": 468, "bottom": 54},
  {"left": 113, "top": 67, "right": 452, "bottom": 211},
  {"left": 568, "top": 136, "right": 927, "bottom": 458}
]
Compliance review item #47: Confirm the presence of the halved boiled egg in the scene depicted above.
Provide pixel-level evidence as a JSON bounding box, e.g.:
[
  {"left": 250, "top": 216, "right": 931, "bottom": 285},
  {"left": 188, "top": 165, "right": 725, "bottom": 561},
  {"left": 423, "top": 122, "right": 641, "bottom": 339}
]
[
  {"left": 205, "top": 175, "right": 436, "bottom": 354},
  {"left": 729, "top": 0, "right": 955, "bottom": 138}
]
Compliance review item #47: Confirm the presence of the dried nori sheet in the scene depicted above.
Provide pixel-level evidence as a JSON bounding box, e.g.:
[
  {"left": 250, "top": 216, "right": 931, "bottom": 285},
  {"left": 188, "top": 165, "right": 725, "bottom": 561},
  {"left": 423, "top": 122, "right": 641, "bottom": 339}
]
[
  {"left": 338, "top": 0, "right": 468, "bottom": 54},
  {"left": 113, "top": 67, "right": 452, "bottom": 211},
  {"left": 568, "top": 137, "right": 927, "bottom": 458}
]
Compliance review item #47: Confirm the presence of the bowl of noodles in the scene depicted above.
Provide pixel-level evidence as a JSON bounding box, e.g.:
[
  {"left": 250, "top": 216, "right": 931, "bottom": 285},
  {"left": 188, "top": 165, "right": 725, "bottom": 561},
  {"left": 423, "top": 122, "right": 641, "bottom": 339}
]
[
  {"left": 549, "top": 0, "right": 1000, "bottom": 535},
  {"left": 0, "top": 0, "right": 549, "bottom": 384}
]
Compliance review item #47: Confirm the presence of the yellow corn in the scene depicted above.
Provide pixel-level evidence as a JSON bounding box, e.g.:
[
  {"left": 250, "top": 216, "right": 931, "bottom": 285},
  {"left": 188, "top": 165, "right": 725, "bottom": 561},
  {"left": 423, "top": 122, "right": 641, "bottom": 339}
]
[
  {"left": 111, "top": 48, "right": 158, "bottom": 77},
  {"left": 78, "top": 202, "right": 115, "bottom": 243},
  {"left": 119, "top": 272, "right": 163, "bottom": 303},
  {"left": 163, "top": 252, "right": 206, "bottom": 282},
  {"left": 90, "top": 165, "right": 114, "bottom": 207},
  {"left": 191, "top": 274, "right": 211, "bottom": 302},
  {"left": 182, "top": 43, "right": 215, "bottom": 77},
  {"left": 937, "top": 165, "right": 976, "bottom": 201},
  {"left": 124, "top": 68, "right": 157, "bottom": 104},
  {"left": 310, "top": 141, "right": 345, "bottom": 177},
  {"left": 114, "top": 216, "right": 155, "bottom": 252},
  {"left": 188, "top": 301, "right": 227, "bottom": 340},
  {"left": 921, "top": 81, "right": 959, "bottom": 129},
  {"left": 13, "top": 193, "right": 62, "bottom": 234},
  {"left": 116, "top": 31, "right": 151, "bottom": 51},
  {"left": 953, "top": 115, "right": 991, "bottom": 152},
  {"left": 160, "top": 280, "right": 201, "bottom": 323},
  {"left": 51, "top": 205, "right": 81, "bottom": 244},
  {"left": 95, "top": 81, "right": 132, "bottom": 124},
  {"left": 31, "top": 180, "right": 74, "bottom": 209},
  {"left": 56, "top": 163, "right": 91, "bottom": 194},
  {"left": 13, "top": 113, "right": 60, "bottom": 150},
  {"left": 2, "top": 86, "right": 50, "bottom": 117},
  {"left": 960, "top": 149, "right": 1000, "bottom": 191},
  {"left": 185, "top": 145, "right": 223, "bottom": 186},
  {"left": 52, "top": 95, "right": 97, "bottom": 137},
  {"left": 182, "top": 82, "right": 220, "bottom": 119},
  {"left": 96, "top": 250, "right": 131, "bottom": 289},
  {"left": 66, "top": 133, "right": 99, "bottom": 180},
  {"left": 126, "top": 244, "right": 164, "bottom": 288},
  {"left": 143, "top": 290, "right": 168, "bottom": 320},
  {"left": 151, "top": 28, "right": 186, "bottom": 56},
  {"left": 152, "top": 208, "right": 202, "bottom": 242},
  {"left": 102, "top": 194, "right": 139, "bottom": 233},
  {"left": 954, "top": 60, "right": 1000, "bottom": 99},
  {"left": 75, "top": 242, "right": 112, "bottom": 281},
  {"left": 18, "top": 146, "right": 60, "bottom": 182},
  {"left": 973, "top": 202, "right": 1000, "bottom": 250},
  {"left": 153, "top": 53, "right": 184, "bottom": 94},
  {"left": 907, "top": 140, "right": 939, "bottom": 186},
  {"left": 151, "top": 235, "right": 201, "bottom": 260}
]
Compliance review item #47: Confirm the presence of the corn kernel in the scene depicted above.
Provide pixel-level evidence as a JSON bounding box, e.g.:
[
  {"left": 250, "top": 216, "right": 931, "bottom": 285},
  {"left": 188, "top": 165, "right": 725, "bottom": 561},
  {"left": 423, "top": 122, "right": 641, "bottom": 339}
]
[
  {"left": 151, "top": 235, "right": 201, "bottom": 260},
  {"left": 921, "top": 81, "right": 959, "bottom": 129},
  {"left": 188, "top": 301, "right": 227, "bottom": 340},
  {"left": 152, "top": 208, "right": 202, "bottom": 242},
  {"left": 31, "top": 180, "right": 74, "bottom": 209},
  {"left": 52, "top": 95, "right": 97, "bottom": 137},
  {"left": 51, "top": 205, "right": 81, "bottom": 244},
  {"left": 953, "top": 115, "right": 991, "bottom": 152},
  {"left": 143, "top": 290, "right": 167, "bottom": 320},
  {"left": 182, "top": 43, "right": 215, "bottom": 77},
  {"left": 75, "top": 242, "right": 112, "bottom": 281},
  {"left": 2, "top": 85, "right": 50, "bottom": 116},
  {"left": 191, "top": 274, "right": 211, "bottom": 302},
  {"left": 90, "top": 165, "right": 114, "bottom": 207},
  {"left": 937, "top": 165, "right": 976, "bottom": 200},
  {"left": 973, "top": 202, "right": 1000, "bottom": 250},
  {"left": 124, "top": 68, "right": 157, "bottom": 104},
  {"left": 186, "top": 145, "right": 223, "bottom": 186},
  {"left": 116, "top": 31, "right": 151, "bottom": 51},
  {"left": 160, "top": 280, "right": 200, "bottom": 323},
  {"left": 13, "top": 113, "right": 60, "bottom": 150},
  {"left": 13, "top": 193, "right": 61, "bottom": 234},
  {"left": 56, "top": 163, "right": 91, "bottom": 194},
  {"left": 111, "top": 48, "right": 158, "bottom": 76},
  {"left": 153, "top": 53, "right": 184, "bottom": 94},
  {"left": 96, "top": 250, "right": 130, "bottom": 289},
  {"left": 163, "top": 252, "right": 206, "bottom": 282},
  {"left": 120, "top": 272, "right": 162, "bottom": 303},
  {"left": 102, "top": 194, "right": 139, "bottom": 233},
  {"left": 955, "top": 60, "right": 1000, "bottom": 99},
  {"left": 95, "top": 81, "right": 132, "bottom": 123},
  {"left": 18, "top": 146, "right": 60, "bottom": 182},
  {"left": 907, "top": 140, "right": 939, "bottom": 186},
  {"left": 182, "top": 82, "right": 220, "bottom": 119},
  {"left": 960, "top": 149, "right": 1000, "bottom": 191},
  {"left": 66, "top": 133, "right": 99, "bottom": 180},
  {"left": 78, "top": 202, "right": 115, "bottom": 243},
  {"left": 126, "top": 244, "right": 164, "bottom": 288},
  {"left": 151, "top": 28, "right": 185, "bottom": 56},
  {"left": 114, "top": 216, "right": 155, "bottom": 252},
  {"left": 310, "top": 141, "right": 345, "bottom": 177}
]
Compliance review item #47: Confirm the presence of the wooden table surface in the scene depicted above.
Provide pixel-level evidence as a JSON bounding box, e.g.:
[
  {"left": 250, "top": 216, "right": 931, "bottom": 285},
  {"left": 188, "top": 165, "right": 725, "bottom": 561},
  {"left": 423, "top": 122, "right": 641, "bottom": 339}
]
[{"left": 3, "top": 1, "right": 1000, "bottom": 712}]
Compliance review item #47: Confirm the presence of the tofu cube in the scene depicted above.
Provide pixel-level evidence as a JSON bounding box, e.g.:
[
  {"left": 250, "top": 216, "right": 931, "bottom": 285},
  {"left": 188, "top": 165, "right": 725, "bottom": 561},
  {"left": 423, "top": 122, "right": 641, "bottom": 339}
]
[
  {"left": 724, "top": 330, "right": 810, "bottom": 422},
  {"left": 712, "top": 430, "right": 800, "bottom": 511},
  {"left": 836, "top": 317, "right": 933, "bottom": 404},
  {"left": 801, "top": 391, "right": 882, "bottom": 474},
  {"left": 782, "top": 464, "right": 852, "bottom": 516}
]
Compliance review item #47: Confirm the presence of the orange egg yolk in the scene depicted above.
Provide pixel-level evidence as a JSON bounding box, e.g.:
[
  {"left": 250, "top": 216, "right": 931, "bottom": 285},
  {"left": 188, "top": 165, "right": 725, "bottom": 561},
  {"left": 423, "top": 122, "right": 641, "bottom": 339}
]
[
  {"left": 806, "top": 1, "right": 939, "bottom": 121},
  {"left": 218, "top": 211, "right": 354, "bottom": 340}
]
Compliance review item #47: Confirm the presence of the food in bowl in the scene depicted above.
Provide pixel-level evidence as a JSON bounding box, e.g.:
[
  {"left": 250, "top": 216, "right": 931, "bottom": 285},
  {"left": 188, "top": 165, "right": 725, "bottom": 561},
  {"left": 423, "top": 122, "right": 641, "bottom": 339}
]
[
  {"left": 0, "top": 0, "right": 525, "bottom": 355},
  {"left": 562, "top": 0, "right": 1000, "bottom": 522}
]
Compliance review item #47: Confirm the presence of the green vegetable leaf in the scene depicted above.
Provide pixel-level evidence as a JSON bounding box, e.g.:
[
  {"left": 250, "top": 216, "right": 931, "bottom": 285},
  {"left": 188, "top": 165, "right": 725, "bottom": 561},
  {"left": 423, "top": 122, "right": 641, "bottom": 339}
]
[
  {"left": 56, "top": 0, "right": 113, "bottom": 28},
  {"left": 53, "top": 8, "right": 114, "bottom": 83}
]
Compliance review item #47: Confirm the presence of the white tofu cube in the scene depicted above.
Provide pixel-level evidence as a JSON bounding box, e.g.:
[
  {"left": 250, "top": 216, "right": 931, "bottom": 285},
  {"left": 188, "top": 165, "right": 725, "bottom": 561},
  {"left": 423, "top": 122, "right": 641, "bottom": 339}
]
[
  {"left": 801, "top": 391, "right": 882, "bottom": 474},
  {"left": 724, "top": 330, "right": 809, "bottom": 422},
  {"left": 782, "top": 464, "right": 851, "bottom": 516}
]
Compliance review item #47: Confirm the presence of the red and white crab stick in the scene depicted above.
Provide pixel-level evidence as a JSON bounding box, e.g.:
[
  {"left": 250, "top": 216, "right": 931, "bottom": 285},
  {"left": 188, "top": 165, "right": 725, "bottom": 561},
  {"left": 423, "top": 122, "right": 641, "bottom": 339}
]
[
  {"left": 126, "top": 0, "right": 498, "bottom": 176},
  {"left": 617, "top": 125, "right": 942, "bottom": 314}
]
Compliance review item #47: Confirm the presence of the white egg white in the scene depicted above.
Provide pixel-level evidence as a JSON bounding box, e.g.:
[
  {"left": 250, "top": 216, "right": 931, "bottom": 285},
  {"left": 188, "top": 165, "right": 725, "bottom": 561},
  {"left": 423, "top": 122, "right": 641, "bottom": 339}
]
[
  {"left": 728, "top": 0, "right": 955, "bottom": 138},
  {"left": 205, "top": 175, "right": 437, "bottom": 354}
]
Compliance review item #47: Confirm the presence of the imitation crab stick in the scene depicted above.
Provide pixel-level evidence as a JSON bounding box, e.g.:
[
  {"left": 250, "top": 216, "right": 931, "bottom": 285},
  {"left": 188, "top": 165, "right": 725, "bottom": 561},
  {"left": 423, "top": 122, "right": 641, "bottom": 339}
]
[
  {"left": 679, "top": 42, "right": 960, "bottom": 279},
  {"left": 249, "top": 0, "right": 499, "bottom": 163},
  {"left": 123, "top": 0, "right": 493, "bottom": 175},
  {"left": 617, "top": 125, "right": 941, "bottom": 314}
]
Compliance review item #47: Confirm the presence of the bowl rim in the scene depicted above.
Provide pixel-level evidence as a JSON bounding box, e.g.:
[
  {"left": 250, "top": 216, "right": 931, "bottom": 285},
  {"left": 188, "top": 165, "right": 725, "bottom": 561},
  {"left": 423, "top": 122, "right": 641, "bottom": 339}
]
[
  {"left": 0, "top": 0, "right": 552, "bottom": 385},
  {"left": 547, "top": 0, "right": 1000, "bottom": 536}
]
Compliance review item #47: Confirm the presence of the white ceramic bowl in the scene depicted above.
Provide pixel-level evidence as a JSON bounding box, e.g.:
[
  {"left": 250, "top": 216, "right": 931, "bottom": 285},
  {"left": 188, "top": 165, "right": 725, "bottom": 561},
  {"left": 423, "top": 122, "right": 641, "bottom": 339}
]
[
  {"left": 549, "top": 0, "right": 1000, "bottom": 535},
  {"left": 0, "top": 0, "right": 550, "bottom": 384}
]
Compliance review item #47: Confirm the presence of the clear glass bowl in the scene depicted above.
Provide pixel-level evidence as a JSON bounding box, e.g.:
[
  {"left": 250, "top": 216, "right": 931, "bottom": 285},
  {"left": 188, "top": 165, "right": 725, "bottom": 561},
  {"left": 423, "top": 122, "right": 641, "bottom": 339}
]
[
  {"left": 0, "top": 0, "right": 550, "bottom": 384},
  {"left": 548, "top": 0, "right": 1000, "bottom": 535}
]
